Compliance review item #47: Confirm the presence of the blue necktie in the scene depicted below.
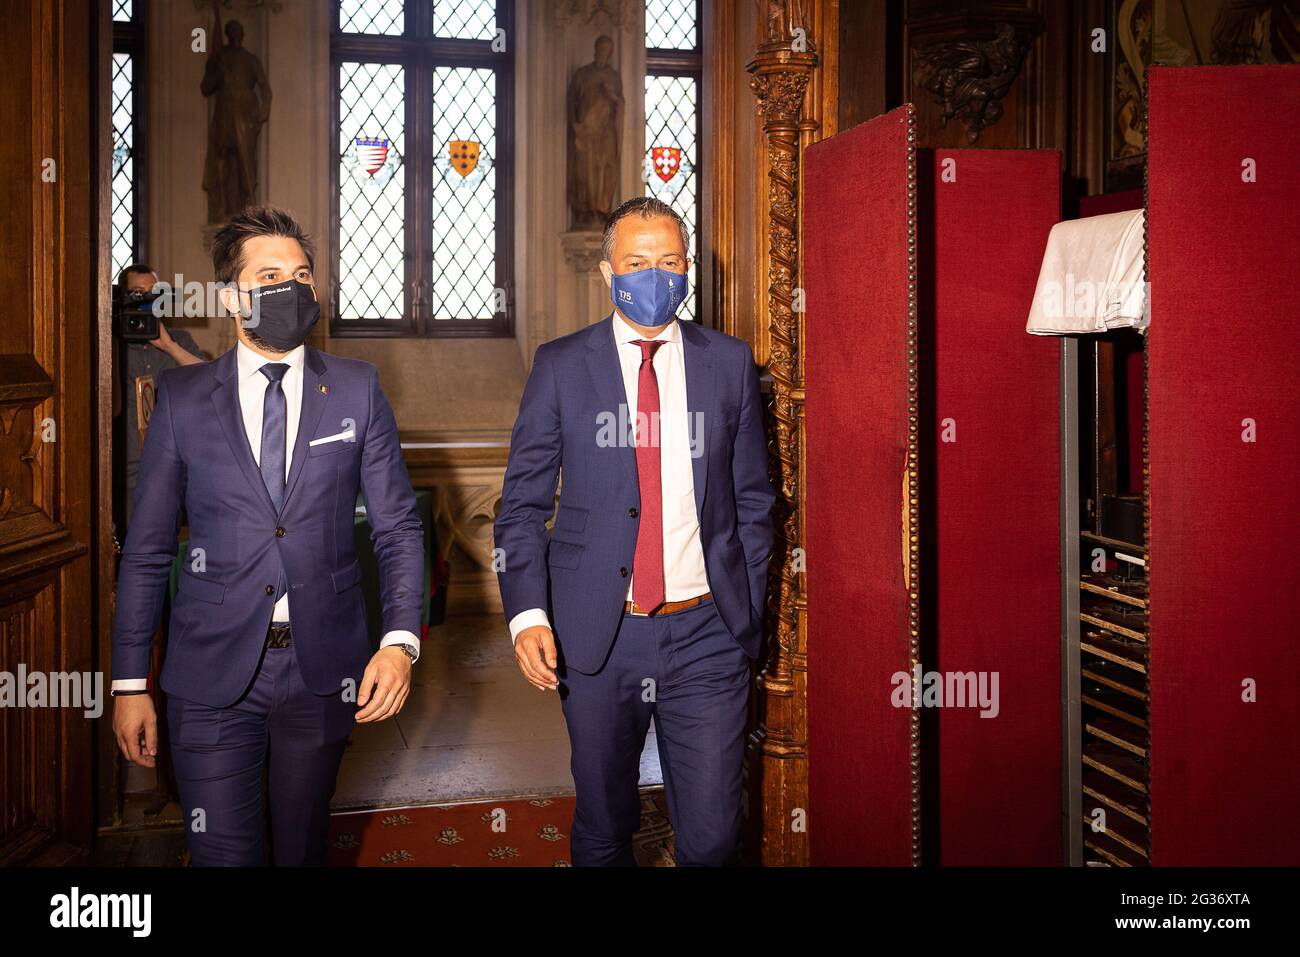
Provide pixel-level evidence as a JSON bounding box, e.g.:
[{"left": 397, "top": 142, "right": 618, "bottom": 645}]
[
  {"left": 259, "top": 363, "right": 290, "bottom": 608},
  {"left": 258, "top": 363, "right": 289, "bottom": 513}
]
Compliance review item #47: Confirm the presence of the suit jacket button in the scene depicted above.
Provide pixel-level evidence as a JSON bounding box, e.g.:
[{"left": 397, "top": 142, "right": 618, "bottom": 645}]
[
  {"left": 275, "top": 526, "right": 286, "bottom": 537},
  {"left": 619, "top": 567, "right": 628, "bottom": 577},
  {"left": 265, "top": 585, "right": 274, "bottom": 595},
  {"left": 628, "top": 507, "right": 637, "bottom": 518}
]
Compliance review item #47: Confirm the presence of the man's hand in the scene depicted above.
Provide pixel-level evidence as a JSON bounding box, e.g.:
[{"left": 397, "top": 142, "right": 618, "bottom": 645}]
[
  {"left": 147, "top": 322, "right": 203, "bottom": 365},
  {"left": 113, "top": 695, "right": 158, "bottom": 768},
  {"left": 148, "top": 321, "right": 177, "bottom": 355},
  {"left": 355, "top": 646, "right": 412, "bottom": 723},
  {"left": 515, "top": 625, "right": 559, "bottom": 691}
]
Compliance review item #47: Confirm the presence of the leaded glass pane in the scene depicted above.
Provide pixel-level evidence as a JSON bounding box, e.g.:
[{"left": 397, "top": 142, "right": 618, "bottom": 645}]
[
  {"left": 644, "top": 75, "right": 697, "bottom": 322},
  {"left": 338, "top": 62, "right": 406, "bottom": 321},
  {"left": 111, "top": 52, "right": 135, "bottom": 282},
  {"left": 339, "top": 0, "right": 404, "bottom": 35},
  {"left": 645, "top": 0, "right": 696, "bottom": 50},
  {"left": 433, "top": 0, "right": 495, "bottom": 40},
  {"left": 431, "top": 67, "right": 497, "bottom": 321}
]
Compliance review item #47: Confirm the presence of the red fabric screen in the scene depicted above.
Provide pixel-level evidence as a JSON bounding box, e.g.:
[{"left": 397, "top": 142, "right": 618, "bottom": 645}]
[
  {"left": 1147, "top": 65, "right": 1300, "bottom": 864},
  {"left": 805, "top": 106, "right": 916, "bottom": 865},
  {"left": 927, "top": 149, "right": 1062, "bottom": 864}
]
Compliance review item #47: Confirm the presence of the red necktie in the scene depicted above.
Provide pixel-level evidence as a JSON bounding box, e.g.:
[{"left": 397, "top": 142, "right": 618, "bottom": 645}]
[{"left": 633, "top": 339, "right": 666, "bottom": 612}]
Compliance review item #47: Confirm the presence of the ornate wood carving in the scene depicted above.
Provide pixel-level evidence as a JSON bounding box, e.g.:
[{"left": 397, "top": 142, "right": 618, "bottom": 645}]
[
  {"left": 745, "top": 0, "right": 821, "bottom": 868},
  {"left": 0, "top": 0, "right": 97, "bottom": 862},
  {"left": 913, "top": 21, "right": 1038, "bottom": 143}
]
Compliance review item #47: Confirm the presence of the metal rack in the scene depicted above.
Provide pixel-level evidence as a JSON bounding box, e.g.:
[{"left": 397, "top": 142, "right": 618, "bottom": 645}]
[{"left": 1062, "top": 336, "right": 1152, "bottom": 867}]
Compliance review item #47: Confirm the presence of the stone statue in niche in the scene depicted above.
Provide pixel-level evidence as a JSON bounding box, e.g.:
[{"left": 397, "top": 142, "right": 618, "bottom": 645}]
[
  {"left": 200, "top": 1, "right": 272, "bottom": 224},
  {"left": 566, "top": 35, "right": 623, "bottom": 229}
]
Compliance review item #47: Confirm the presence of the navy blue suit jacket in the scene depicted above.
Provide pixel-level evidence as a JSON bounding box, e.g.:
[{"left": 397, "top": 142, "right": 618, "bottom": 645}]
[
  {"left": 494, "top": 315, "right": 775, "bottom": 673},
  {"left": 112, "top": 345, "right": 424, "bottom": 708}
]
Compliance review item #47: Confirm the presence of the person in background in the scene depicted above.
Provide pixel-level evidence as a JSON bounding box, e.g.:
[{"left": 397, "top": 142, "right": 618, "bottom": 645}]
[{"left": 115, "top": 263, "right": 207, "bottom": 525}]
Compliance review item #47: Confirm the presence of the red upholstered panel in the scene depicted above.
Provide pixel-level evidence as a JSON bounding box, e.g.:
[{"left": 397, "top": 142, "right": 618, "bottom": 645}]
[
  {"left": 927, "top": 150, "right": 1062, "bottom": 864},
  {"left": 805, "top": 106, "right": 915, "bottom": 865},
  {"left": 1147, "top": 65, "right": 1300, "bottom": 865}
]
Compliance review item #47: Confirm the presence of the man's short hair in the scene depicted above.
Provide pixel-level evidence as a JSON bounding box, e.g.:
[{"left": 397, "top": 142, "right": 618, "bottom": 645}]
[
  {"left": 601, "top": 196, "right": 689, "bottom": 262},
  {"left": 117, "top": 263, "right": 157, "bottom": 287},
  {"left": 210, "top": 205, "right": 316, "bottom": 285}
]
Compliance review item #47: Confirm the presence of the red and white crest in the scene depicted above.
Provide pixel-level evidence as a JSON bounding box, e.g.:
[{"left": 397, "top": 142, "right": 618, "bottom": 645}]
[
  {"left": 354, "top": 136, "right": 390, "bottom": 176},
  {"left": 651, "top": 146, "right": 682, "bottom": 183}
]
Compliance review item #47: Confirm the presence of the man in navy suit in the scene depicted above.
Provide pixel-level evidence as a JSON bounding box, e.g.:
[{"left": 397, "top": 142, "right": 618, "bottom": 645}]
[
  {"left": 111, "top": 206, "right": 424, "bottom": 866},
  {"left": 495, "top": 196, "right": 775, "bottom": 865}
]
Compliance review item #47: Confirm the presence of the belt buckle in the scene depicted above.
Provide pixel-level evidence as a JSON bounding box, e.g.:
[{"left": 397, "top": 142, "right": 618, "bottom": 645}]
[{"left": 267, "top": 623, "right": 292, "bottom": 648}]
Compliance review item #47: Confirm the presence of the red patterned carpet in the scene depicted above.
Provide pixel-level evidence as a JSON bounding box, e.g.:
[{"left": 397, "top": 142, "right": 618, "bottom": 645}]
[{"left": 327, "top": 789, "right": 674, "bottom": 867}]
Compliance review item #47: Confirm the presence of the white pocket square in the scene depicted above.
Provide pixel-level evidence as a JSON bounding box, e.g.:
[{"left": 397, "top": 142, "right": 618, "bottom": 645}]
[{"left": 309, "top": 428, "right": 355, "bottom": 447}]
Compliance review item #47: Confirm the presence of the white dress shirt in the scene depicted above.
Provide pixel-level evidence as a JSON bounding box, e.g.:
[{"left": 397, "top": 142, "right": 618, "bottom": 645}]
[
  {"left": 238, "top": 338, "right": 304, "bottom": 627},
  {"left": 235, "top": 341, "right": 420, "bottom": 658},
  {"left": 507, "top": 315, "right": 710, "bottom": 643},
  {"left": 111, "top": 340, "right": 418, "bottom": 693}
]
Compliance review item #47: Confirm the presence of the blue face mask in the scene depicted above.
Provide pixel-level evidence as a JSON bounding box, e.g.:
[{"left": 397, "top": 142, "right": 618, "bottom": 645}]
[{"left": 609, "top": 267, "right": 688, "bottom": 328}]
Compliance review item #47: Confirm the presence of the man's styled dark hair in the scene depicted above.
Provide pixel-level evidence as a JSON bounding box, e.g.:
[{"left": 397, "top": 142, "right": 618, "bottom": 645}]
[
  {"left": 601, "top": 196, "right": 689, "bottom": 262},
  {"left": 117, "top": 263, "right": 157, "bottom": 286},
  {"left": 210, "top": 205, "right": 316, "bottom": 284}
]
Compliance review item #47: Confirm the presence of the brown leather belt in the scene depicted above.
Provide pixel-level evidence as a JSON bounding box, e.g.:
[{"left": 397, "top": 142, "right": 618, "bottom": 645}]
[
  {"left": 267, "top": 622, "right": 292, "bottom": 648},
  {"left": 624, "top": 592, "right": 711, "bottom": 618}
]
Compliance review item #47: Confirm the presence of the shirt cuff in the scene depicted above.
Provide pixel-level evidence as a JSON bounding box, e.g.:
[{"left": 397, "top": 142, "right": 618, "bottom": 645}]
[
  {"left": 112, "top": 678, "right": 148, "bottom": 693},
  {"left": 508, "top": 608, "right": 552, "bottom": 645},
  {"left": 380, "top": 630, "right": 421, "bottom": 663}
]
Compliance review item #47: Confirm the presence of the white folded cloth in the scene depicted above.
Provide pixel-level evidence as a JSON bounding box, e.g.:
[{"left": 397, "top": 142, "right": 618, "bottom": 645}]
[{"left": 1026, "top": 209, "right": 1147, "bottom": 336}]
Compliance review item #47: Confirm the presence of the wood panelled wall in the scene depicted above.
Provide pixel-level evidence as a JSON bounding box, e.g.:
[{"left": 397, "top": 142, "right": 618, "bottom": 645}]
[
  {"left": 0, "top": 0, "right": 100, "bottom": 864},
  {"left": 747, "top": 0, "right": 1111, "bottom": 864}
]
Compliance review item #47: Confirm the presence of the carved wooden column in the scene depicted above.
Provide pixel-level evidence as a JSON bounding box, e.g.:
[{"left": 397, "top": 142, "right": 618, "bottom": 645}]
[{"left": 745, "top": 0, "right": 836, "bottom": 868}]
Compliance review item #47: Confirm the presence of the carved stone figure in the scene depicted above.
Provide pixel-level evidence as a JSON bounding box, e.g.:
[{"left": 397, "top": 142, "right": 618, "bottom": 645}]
[
  {"left": 200, "top": 5, "right": 272, "bottom": 224},
  {"left": 566, "top": 35, "right": 623, "bottom": 229}
]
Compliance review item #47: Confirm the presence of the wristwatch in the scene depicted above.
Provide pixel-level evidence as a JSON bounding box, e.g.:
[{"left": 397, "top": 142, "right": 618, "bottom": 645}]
[{"left": 392, "top": 643, "right": 417, "bottom": 662}]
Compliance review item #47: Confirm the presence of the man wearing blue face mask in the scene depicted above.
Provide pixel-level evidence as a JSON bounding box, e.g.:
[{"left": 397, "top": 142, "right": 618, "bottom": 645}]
[
  {"left": 495, "top": 196, "right": 776, "bottom": 865},
  {"left": 111, "top": 205, "right": 424, "bottom": 865}
]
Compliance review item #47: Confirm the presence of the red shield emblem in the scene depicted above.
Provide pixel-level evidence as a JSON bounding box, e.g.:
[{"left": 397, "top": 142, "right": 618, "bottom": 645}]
[
  {"left": 651, "top": 147, "right": 682, "bottom": 183},
  {"left": 354, "top": 136, "right": 390, "bottom": 176}
]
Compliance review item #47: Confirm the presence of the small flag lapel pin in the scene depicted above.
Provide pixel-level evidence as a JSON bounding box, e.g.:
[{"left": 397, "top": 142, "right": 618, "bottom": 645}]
[{"left": 319, "top": 384, "right": 329, "bottom": 396}]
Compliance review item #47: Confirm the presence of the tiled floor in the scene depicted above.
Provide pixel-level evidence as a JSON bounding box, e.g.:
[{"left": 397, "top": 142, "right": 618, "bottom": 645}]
[{"left": 333, "top": 615, "right": 664, "bottom": 810}]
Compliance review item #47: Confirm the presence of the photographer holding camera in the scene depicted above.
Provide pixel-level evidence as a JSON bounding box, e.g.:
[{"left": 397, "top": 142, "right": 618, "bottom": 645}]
[{"left": 114, "top": 263, "right": 207, "bottom": 524}]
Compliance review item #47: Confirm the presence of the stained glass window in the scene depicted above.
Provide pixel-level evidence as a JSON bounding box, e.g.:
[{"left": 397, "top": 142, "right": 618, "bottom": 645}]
[
  {"left": 110, "top": 53, "right": 136, "bottom": 282},
  {"left": 645, "top": 0, "right": 697, "bottom": 50},
  {"left": 433, "top": 0, "right": 496, "bottom": 40},
  {"left": 431, "top": 67, "right": 497, "bottom": 320},
  {"left": 111, "top": 2, "right": 144, "bottom": 281},
  {"left": 338, "top": 63, "right": 406, "bottom": 321},
  {"left": 645, "top": 0, "right": 701, "bottom": 322},
  {"left": 339, "top": 0, "right": 404, "bottom": 35},
  {"left": 333, "top": 1, "right": 511, "bottom": 336}
]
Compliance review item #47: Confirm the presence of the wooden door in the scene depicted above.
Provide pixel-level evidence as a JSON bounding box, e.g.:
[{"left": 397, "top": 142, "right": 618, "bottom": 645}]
[{"left": 0, "top": 0, "right": 101, "bottom": 864}]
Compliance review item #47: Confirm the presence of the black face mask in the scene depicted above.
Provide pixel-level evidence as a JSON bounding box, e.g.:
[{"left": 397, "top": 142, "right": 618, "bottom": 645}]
[{"left": 242, "top": 279, "right": 320, "bottom": 351}]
